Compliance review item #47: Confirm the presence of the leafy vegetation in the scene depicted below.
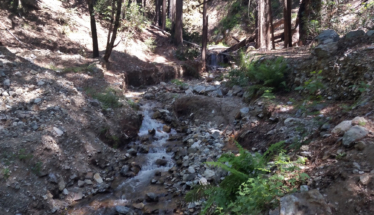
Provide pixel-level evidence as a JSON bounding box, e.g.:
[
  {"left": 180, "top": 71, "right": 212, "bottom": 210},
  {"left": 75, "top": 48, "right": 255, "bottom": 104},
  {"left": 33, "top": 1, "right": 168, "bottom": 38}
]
[
  {"left": 185, "top": 142, "right": 309, "bottom": 214},
  {"left": 295, "top": 70, "right": 325, "bottom": 100},
  {"left": 175, "top": 46, "right": 200, "bottom": 61},
  {"left": 2, "top": 168, "right": 10, "bottom": 180},
  {"left": 171, "top": 79, "right": 187, "bottom": 88},
  {"left": 86, "top": 88, "right": 121, "bottom": 109},
  {"left": 229, "top": 53, "right": 289, "bottom": 99},
  {"left": 144, "top": 38, "right": 157, "bottom": 52}
]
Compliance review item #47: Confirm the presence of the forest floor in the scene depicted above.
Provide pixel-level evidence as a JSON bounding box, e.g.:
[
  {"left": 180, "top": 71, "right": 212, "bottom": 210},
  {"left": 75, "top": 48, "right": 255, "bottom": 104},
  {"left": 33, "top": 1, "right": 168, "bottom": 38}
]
[{"left": 1, "top": 0, "right": 374, "bottom": 215}]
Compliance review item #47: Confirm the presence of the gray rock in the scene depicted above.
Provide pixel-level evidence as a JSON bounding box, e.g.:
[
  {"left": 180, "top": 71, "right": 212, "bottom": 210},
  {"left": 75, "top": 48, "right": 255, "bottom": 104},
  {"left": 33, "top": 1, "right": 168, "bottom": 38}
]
[
  {"left": 345, "top": 30, "right": 365, "bottom": 39},
  {"left": 232, "top": 85, "right": 243, "bottom": 95},
  {"left": 360, "top": 174, "right": 370, "bottom": 185},
  {"left": 313, "top": 42, "right": 338, "bottom": 59},
  {"left": 93, "top": 173, "right": 103, "bottom": 183},
  {"left": 34, "top": 98, "right": 42, "bottom": 104},
  {"left": 145, "top": 192, "right": 159, "bottom": 202},
  {"left": 342, "top": 126, "right": 368, "bottom": 147},
  {"left": 96, "top": 183, "right": 110, "bottom": 192},
  {"left": 187, "top": 166, "right": 196, "bottom": 174},
  {"left": 354, "top": 141, "right": 366, "bottom": 151},
  {"left": 53, "top": 127, "right": 64, "bottom": 136},
  {"left": 62, "top": 188, "right": 69, "bottom": 195},
  {"left": 240, "top": 107, "right": 250, "bottom": 116},
  {"left": 351, "top": 116, "right": 367, "bottom": 126},
  {"left": 203, "top": 169, "right": 215, "bottom": 179},
  {"left": 284, "top": 118, "right": 303, "bottom": 127},
  {"left": 300, "top": 185, "right": 309, "bottom": 192},
  {"left": 183, "top": 173, "right": 195, "bottom": 181},
  {"left": 48, "top": 173, "right": 58, "bottom": 184},
  {"left": 120, "top": 165, "right": 130, "bottom": 176},
  {"left": 316, "top": 30, "right": 339, "bottom": 44},
  {"left": 331, "top": 120, "right": 352, "bottom": 136},
  {"left": 78, "top": 180, "right": 85, "bottom": 187},
  {"left": 367, "top": 30, "right": 374, "bottom": 37},
  {"left": 193, "top": 85, "right": 206, "bottom": 94},
  {"left": 58, "top": 179, "right": 66, "bottom": 191},
  {"left": 37, "top": 80, "right": 45, "bottom": 86},
  {"left": 115, "top": 206, "right": 134, "bottom": 214},
  {"left": 155, "top": 159, "right": 167, "bottom": 166},
  {"left": 280, "top": 190, "right": 332, "bottom": 215},
  {"left": 3, "top": 79, "right": 10, "bottom": 87}
]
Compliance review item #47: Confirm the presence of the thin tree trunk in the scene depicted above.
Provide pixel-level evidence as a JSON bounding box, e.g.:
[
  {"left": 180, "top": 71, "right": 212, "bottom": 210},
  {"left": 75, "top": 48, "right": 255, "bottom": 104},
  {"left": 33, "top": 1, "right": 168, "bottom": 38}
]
[
  {"left": 106, "top": 0, "right": 115, "bottom": 48},
  {"left": 104, "top": 0, "right": 122, "bottom": 62},
  {"left": 256, "top": 0, "right": 266, "bottom": 49},
  {"left": 167, "top": 0, "right": 170, "bottom": 17},
  {"left": 155, "top": 0, "right": 160, "bottom": 26},
  {"left": 169, "top": 0, "right": 175, "bottom": 21},
  {"left": 174, "top": 0, "right": 183, "bottom": 45},
  {"left": 162, "top": 0, "right": 166, "bottom": 30},
  {"left": 283, "top": 0, "right": 292, "bottom": 48},
  {"left": 268, "top": 0, "right": 275, "bottom": 49},
  {"left": 88, "top": 0, "right": 99, "bottom": 58},
  {"left": 201, "top": 0, "right": 208, "bottom": 71},
  {"left": 264, "top": 0, "right": 271, "bottom": 51}
]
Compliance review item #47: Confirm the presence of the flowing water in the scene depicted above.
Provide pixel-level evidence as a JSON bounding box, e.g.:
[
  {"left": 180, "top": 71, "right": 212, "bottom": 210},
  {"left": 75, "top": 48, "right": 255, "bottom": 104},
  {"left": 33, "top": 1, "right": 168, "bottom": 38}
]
[{"left": 70, "top": 103, "right": 179, "bottom": 214}]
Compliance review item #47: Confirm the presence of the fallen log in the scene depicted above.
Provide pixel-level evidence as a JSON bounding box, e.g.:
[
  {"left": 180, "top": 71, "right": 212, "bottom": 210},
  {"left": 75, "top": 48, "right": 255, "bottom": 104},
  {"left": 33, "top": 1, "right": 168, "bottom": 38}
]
[{"left": 222, "top": 34, "right": 256, "bottom": 53}]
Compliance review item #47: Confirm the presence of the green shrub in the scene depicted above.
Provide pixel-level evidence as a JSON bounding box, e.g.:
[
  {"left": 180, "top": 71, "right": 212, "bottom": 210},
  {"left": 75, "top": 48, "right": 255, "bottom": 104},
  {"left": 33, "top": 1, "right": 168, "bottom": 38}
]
[
  {"left": 185, "top": 142, "right": 309, "bottom": 215},
  {"left": 229, "top": 54, "right": 289, "bottom": 99},
  {"left": 86, "top": 88, "right": 121, "bottom": 109},
  {"left": 295, "top": 70, "right": 325, "bottom": 100},
  {"left": 144, "top": 38, "right": 156, "bottom": 52},
  {"left": 2, "top": 168, "right": 10, "bottom": 180}
]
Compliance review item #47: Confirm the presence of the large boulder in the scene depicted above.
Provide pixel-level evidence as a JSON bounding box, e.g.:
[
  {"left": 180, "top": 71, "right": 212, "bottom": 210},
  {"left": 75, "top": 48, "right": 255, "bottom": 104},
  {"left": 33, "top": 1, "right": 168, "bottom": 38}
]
[
  {"left": 342, "top": 126, "right": 368, "bottom": 147},
  {"left": 344, "top": 30, "right": 365, "bottom": 40},
  {"left": 312, "top": 42, "right": 338, "bottom": 59},
  {"left": 331, "top": 120, "right": 352, "bottom": 136},
  {"left": 316, "top": 29, "right": 339, "bottom": 44},
  {"left": 279, "top": 189, "right": 332, "bottom": 215}
]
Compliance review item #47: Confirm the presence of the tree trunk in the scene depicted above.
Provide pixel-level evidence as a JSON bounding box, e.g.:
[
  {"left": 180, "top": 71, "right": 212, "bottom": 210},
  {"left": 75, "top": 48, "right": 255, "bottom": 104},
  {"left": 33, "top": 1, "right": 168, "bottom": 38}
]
[
  {"left": 88, "top": 0, "right": 99, "bottom": 58},
  {"left": 256, "top": 0, "right": 266, "bottom": 49},
  {"left": 298, "top": 0, "right": 310, "bottom": 45},
  {"left": 174, "top": 0, "right": 183, "bottom": 45},
  {"left": 167, "top": 0, "right": 170, "bottom": 17},
  {"left": 162, "top": 0, "right": 166, "bottom": 30},
  {"left": 169, "top": 0, "right": 176, "bottom": 21},
  {"left": 264, "top": 0, "right": 271, "bottom": 50},
  {"left": 155, "top": 0, "right": 160, "bottom": 26},
  {"left": 201, "top": 0, "right": 208, "bottom": 71},
  {"left": 283, "top": 0, "right": 292, "bottom": 48},
  {"left": 268, "top": 0, "right": 275, "bottom": 49},
  {"left": 104, "top": 0, "right": 122, "bottom": 62}
]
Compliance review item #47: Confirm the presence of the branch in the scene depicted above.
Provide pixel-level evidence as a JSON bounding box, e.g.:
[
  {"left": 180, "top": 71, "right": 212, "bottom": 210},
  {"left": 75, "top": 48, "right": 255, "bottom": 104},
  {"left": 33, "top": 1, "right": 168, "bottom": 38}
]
[
  {"left": 113, "top": 38, "right": 122, "bottom": 48},
  {"left": 196, "top": 0, "right": 213, "bottom": 7},
  {"left": 0, "top": 22, "right": 26, "bottom": 47}
]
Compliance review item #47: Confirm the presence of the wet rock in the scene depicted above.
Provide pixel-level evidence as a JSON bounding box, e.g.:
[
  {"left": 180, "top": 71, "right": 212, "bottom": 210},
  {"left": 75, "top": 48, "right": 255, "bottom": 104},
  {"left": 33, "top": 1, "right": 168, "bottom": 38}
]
[
  {"left": 155, "top": 159, "right": 168, "bottom": 166},
  {"left": 163, "top": 125, "right": 171, "bottom": 133},
  {"left": 120, "top": 165, "right": 130, "bottom": 176},
  {"left": 96, "top": 183, "right": 110, "bottom": 193},
  {"left": 115, "top": 206, "right": 134, "bottom": 214},
  {"left": 93, "top": 173, "right": 103, "bottom": 183},
  {"left": 145, "top": 192, "right": 159, "bottom": 202},
  {"left": 342, "top": 126, "right": 368, "bottom": 147},
  {"left": 127, "top": 148, "right": 137, "bottom": 156},
  {"left": 280, "top": 189, "right": 332, "bottom": 215},
  {"left": 331, "top": 120, "right": 352, "bottom": 136}
]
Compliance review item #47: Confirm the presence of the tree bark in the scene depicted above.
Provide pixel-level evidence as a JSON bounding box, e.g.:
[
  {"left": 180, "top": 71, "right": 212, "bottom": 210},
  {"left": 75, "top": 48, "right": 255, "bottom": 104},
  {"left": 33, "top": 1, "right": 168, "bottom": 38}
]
[
  {"left": 155, "top": 0, "right": 160, "bottom": 26},
  {"left": 283, "top": 0, "right": 292, "bottom": 48},
  {"left": 268, "top": 0, "right": 275, "bottom": 49},
  {"left": 88, "top": 0, "right": 99, "bottom": 58},
  {"left": 174, "top": 0, "right": 183, "bottom": 46},
  {"left": 169, "top": 0, "right": 176, "bottom": 21},
  {"left": 104, "top": 0, "right": 122, "bottom": 62},
  {"left": 256, "top": 0, "right": 267, "bottom": 49},
  {"left": 162, "top": 0, "right": 166, "bottom": 30},
  {"left": 201, "top": 0, "right": 208, "bottom": 71},
  {"left": 298, "top": 0, "right": 310, "bottom": 46},
  {"left": 264, "top": 0, "right": 271, "bottom": 50}
]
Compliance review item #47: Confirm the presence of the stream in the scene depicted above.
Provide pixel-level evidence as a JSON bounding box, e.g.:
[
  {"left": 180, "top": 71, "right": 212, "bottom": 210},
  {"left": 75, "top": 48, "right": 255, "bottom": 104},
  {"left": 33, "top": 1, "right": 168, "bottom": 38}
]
[{"left": 70, "top": 103, "right": 180, "bottom": 215}]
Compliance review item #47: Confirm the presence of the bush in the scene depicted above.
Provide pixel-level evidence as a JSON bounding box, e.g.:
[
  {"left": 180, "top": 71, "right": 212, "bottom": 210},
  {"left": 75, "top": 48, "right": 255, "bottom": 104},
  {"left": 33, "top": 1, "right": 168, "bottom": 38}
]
[
  {"left": 295, "top": 70, "right": 325, "bottom": 100},
  {"left": 229, "top": 54, "right": 289, "bottom": 99},
  {"left": 185, "top": 142, "right": 309, "bottom": 215},
  {"left": 175, "top": 46, "right": 200, "bottom": 61},
  {"left": 86, "top": 88, "right": 121, "bottom": 109}
]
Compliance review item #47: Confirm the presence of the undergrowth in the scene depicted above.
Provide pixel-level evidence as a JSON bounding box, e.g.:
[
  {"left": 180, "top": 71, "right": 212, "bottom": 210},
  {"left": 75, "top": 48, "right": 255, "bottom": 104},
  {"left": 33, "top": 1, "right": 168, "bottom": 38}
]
[
  {"left": 85, "top": 88, "right": 121, "bottom": 109},
  {"left": 229, "top": 53, "right": 289, "bottom": 100},
  {"left": 185, "top": 141, "right": 309, "bottom": 214}
]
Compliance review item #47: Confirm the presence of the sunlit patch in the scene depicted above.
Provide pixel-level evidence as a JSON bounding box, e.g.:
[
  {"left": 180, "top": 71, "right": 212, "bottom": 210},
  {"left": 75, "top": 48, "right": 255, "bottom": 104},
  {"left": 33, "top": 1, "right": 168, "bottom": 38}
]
[{"left": 42, "top": 135, "right": 61, "bottom": 153}]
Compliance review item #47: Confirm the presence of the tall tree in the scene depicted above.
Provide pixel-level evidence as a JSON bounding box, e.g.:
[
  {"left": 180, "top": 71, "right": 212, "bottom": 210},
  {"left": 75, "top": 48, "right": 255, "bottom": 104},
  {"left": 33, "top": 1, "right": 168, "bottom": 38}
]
[
  {"left": 169, "top": 0, "right": 176, "bottom": 22},
  {"left": 268, "top": 0, "right": 275, "bottom": 49},
  {"left": 174, "top": 0, "right": 183, "bottom": 45},
  {"left": 283, "top": 0, "right": 292, "bottom": 48},
  {"left": 298, "top": 0, "right": 311, "bottom": 46},
  {"left": 87, "top": 0, "right": 99, "bottom": 58},
  {"left": 104, "top": 0, "right": 122, "bottom": 62},
  {"left": 256, "top": 0, "right": 268, "bottom": 50},
  {"left": 162, "top": 0, "right": 166, "bottom": 30},
  {"left": 201, "top": 0, "right": 208, "bottom": 71},
  {"left": 155, "top": 0, "right": 160, "bottom": 26}
]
